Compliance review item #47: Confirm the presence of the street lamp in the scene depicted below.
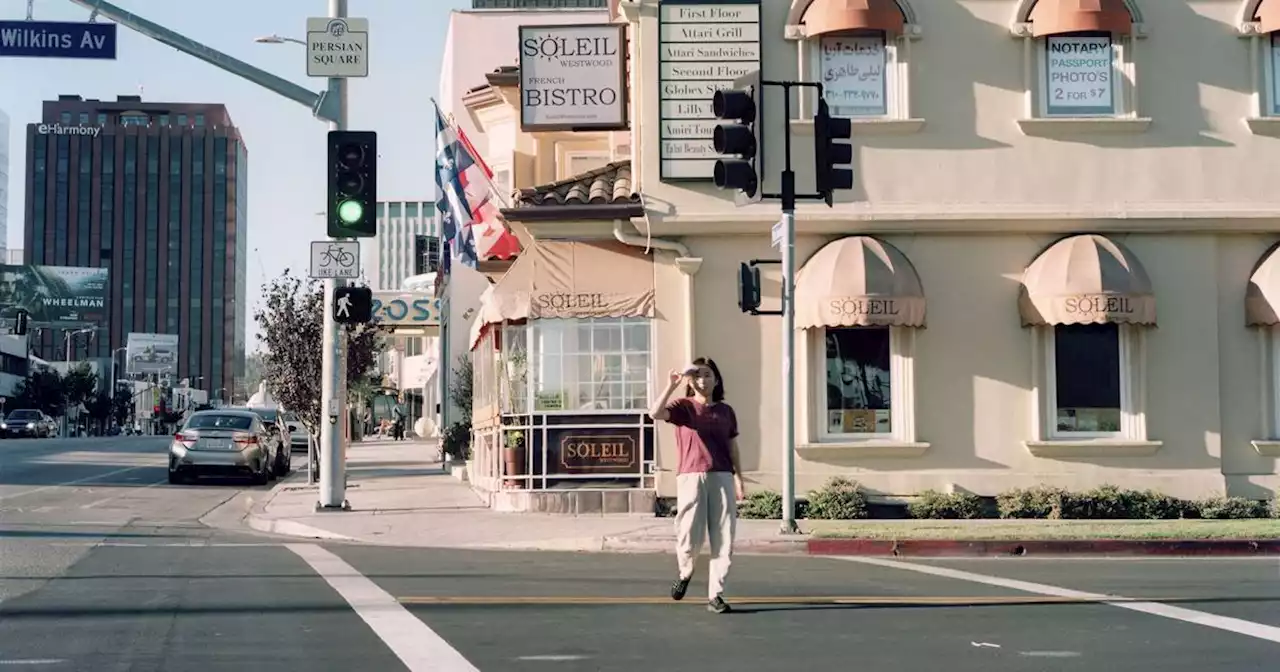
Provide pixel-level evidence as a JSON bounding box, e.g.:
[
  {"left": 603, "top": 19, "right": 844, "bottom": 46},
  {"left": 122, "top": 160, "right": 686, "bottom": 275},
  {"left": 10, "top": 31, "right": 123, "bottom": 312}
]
[{"left": 254, "top": 34, "right": 306, "bottom": 46}]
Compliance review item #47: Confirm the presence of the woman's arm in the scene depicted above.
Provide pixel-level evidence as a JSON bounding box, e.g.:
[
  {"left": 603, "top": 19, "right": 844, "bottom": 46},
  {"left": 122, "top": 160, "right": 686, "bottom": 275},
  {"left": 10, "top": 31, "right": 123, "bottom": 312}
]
[{"left": 648, "top": 370, "right": 685, "bottom": 422}]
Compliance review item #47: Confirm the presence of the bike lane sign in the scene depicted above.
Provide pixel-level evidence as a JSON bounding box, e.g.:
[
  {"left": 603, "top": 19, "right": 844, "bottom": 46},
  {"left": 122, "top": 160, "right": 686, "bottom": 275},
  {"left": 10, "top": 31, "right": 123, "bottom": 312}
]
[{"left": 309, "top": 240, "right": 361, "bottom": 279}]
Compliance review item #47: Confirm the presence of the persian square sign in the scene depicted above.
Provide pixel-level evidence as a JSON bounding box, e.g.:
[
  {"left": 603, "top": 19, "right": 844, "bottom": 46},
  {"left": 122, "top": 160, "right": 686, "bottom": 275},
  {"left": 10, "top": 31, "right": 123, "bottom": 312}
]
[{"left": 519, "top": 23, "right": 628, "bottom": 131}]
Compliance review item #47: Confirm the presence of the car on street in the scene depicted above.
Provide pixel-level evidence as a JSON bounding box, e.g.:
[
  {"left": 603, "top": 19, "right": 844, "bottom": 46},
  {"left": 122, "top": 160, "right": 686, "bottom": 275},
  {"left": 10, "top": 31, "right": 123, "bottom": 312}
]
[
  {"left": 279, "top": 410, "right": 313, "bottom": 454},
  {"left": 168, "top": 409, "right": 284, "bottom": 485},
  {"left": 1, "top": 409, "right": 58, "bottom": 438},
  {"left": 234, "top": 406, "right": 294, "bottom": 475}
]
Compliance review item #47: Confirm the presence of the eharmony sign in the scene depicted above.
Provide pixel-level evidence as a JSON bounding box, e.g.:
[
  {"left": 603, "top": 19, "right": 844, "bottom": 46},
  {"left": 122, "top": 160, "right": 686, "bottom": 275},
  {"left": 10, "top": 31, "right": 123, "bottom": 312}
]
[{"left": 36, "top": 123, "right": 101, "bottom": 137}]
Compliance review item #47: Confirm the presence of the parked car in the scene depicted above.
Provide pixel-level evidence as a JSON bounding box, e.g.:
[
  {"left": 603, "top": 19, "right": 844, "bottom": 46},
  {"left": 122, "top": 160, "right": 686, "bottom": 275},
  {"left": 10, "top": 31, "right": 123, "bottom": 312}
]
[
  {"left": 232, "top": 406, "right": 293, "bottom": 476},
  {"left": 168, "top": 410, "right": 277, "bottom": 485},
  {"left": 279, "top": 411, "right": 313, "bottom": 454},
  {"left": 2, "top": 409, "right": 57, "bottom": 438}
]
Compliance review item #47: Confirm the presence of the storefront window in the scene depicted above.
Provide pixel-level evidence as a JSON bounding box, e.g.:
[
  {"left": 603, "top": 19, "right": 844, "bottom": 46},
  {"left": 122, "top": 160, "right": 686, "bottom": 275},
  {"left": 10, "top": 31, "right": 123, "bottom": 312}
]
[
  {"left": 821, "top": 327, "right": 892, "bottom": 436},
  {"left": 815, "top": 32, "right": 891, "bottom": 118},
  {"left": 510, "top": 317, "right": 651, "bottom": 413},
  {"left": 1051, "top": 324, "right": 1122, "bottom": 436}
]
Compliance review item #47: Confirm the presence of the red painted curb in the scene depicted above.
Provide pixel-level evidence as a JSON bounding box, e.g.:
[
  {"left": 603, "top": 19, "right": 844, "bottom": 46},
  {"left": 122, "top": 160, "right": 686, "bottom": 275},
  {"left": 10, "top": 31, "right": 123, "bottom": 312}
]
[{"left": 806, "top": 538, "right": 1280, "bottom": 557}]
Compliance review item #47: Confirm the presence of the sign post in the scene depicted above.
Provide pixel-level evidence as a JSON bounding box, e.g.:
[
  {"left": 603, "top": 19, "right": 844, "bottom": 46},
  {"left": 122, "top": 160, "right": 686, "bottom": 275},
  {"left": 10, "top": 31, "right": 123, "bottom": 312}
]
[{"left": 0, "top": 20, "right": 118, "bottom": 59}]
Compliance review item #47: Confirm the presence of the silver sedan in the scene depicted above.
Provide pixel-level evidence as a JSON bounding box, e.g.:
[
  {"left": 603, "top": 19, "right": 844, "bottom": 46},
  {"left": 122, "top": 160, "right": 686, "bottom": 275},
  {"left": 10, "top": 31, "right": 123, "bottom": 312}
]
[{"left": 168, "top": 410, "right": 274, "bottom": 485}]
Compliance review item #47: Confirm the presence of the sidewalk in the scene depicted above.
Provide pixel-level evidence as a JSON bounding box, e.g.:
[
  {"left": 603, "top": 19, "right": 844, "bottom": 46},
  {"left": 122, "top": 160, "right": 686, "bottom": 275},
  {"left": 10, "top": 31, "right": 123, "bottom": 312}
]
[
  {"left": 234, "top": 440, "right": 806, "bottom": 553},
  {"left": 210, "top": 442, "right": 1280, "bottom": 557}
]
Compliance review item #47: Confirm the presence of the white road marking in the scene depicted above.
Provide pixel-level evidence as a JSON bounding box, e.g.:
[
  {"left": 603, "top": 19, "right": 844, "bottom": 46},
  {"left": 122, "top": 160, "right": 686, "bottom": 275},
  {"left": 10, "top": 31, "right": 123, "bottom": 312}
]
[
  {"left": 517, "top": 655, "right": 590, "bottom": 661},
  {"left": 0, "top": 661, "right": 67, "bottom": 666},
  {"left": 970, "top": 642, "right": 1000, "bottom": 648},
  {"left": 287, "top": 543, "right": 480, "bottom": 672},
  {"left": 0, "top": 466, "right": 153, "bottom": 502},
  {"left": 835, "top": 557, "right": 1280, "bottom": 644},
  {"left": 79, "top": 478, "right": 169, "bottom": 509},
  {"left": 1020, "top": 651, "right": 1082, "bottom": 658}
]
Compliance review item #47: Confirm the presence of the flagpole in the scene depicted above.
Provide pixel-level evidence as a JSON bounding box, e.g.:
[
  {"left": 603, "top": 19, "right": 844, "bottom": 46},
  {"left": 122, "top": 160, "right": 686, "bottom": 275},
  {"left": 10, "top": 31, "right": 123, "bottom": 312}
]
[{"left": 430, "top": 97, "right": 513, "bottom": 209}]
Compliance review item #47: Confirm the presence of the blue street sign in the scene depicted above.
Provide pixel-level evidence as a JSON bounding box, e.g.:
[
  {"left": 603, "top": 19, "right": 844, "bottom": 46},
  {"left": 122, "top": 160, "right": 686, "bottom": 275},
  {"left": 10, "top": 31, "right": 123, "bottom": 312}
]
[{"left": 0, "top": 20, "right": 118, "bottom": 60}]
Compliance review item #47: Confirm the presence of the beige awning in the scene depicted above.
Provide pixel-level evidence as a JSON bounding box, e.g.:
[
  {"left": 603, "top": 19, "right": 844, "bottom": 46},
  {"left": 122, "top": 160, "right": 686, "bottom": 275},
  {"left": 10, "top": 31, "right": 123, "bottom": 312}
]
[
  {"left": 1256, "top": 0, "right": 1280, "bottom": 34},
  {"left": 1029, "top": 0, "right": 1133, "bottom": 37},
  {"left": 1019, "top": 234, "right": 1155, "bottom": 326},
  {"left": 793, "top": 0, "right": 906, "bottom": 38},
  {"left": 795, "top": 236, "right": 926, "bottom": 329},
  {"left": 1246, "top": 242, "right": 1280, "bottom": 326},
  {"left": 476, "top": 239, "right": 654, "bottom": 327}
]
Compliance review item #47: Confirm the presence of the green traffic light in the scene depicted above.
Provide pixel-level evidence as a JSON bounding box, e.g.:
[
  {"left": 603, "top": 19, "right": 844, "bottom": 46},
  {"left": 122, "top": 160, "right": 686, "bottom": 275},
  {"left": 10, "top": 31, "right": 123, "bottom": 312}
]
[{"left": 337, "top": 199, "right": 364, "bottom": 224}]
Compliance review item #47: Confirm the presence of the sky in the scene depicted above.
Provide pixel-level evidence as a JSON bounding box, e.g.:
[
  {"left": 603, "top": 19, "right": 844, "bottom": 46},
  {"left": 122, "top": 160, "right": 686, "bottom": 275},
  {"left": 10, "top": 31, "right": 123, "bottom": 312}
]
[{"left": 0, "top": 0, "right": 469, "bottom": 350}]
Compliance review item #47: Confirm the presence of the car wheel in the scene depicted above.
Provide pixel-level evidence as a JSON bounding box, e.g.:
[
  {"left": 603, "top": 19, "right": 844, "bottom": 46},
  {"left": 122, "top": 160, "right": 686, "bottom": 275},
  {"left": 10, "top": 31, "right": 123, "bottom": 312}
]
[
  {"left": 277, "top": 448, "right": 291, "bottom": 476},
  {"left": 251, "top": 458, "right": 270, "bottom": 486},
  {"left": 168, "top": 469, "right": 185, "bottom": 485}
]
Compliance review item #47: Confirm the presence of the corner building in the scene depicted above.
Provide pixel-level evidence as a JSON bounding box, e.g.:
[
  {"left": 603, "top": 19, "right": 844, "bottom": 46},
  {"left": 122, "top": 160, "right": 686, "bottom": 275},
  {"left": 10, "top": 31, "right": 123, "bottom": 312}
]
[
  {"left": 611, "top": 0, "right": 1280, "bottom": 501},
  {"left": 23, "top": 95, "right": 247, "bottom": 397}
]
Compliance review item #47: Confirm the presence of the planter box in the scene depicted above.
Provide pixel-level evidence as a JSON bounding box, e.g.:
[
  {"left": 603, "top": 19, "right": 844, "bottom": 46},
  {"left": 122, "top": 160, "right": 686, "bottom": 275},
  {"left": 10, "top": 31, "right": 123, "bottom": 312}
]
[{"left": 450, "top": 463, "right": 468, "bottom": 482}]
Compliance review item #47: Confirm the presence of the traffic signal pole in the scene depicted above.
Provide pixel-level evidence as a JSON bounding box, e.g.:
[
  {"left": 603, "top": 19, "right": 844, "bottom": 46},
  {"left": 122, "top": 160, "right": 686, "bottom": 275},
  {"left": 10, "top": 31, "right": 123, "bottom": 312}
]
[{"left": 318, "top": 0, "right": 351, "bottom": 511}]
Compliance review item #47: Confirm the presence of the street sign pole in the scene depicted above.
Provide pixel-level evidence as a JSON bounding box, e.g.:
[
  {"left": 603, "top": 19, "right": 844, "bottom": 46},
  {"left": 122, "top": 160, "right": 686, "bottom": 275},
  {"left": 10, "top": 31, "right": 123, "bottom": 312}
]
[{"left": 317, "top": 0, "right": 351, "bottom": 512}]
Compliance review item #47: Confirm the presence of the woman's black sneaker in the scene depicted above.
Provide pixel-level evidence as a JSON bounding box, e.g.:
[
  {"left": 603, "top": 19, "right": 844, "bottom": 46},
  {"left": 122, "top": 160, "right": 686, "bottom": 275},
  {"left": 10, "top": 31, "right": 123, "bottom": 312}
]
[
  {"left": 708, "top": 596, "right": 731, "bottom": 614},
  {"left": 671, "top": 576, "right": 691, "bottom": 601}
]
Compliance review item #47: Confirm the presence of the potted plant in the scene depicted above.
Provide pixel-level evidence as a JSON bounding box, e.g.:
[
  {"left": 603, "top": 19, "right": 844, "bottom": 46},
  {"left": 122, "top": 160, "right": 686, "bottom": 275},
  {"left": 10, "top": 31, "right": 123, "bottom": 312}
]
[{"left": 503, "top": 429, "right": 526, "bottom": 488}]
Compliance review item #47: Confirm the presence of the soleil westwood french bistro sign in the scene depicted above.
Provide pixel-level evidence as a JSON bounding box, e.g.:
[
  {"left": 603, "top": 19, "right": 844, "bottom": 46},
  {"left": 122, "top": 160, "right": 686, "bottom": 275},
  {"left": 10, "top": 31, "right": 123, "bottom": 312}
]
[
  {"left": 658, "top": 0, "right": 761, "bottom": 181},
  {"left": 519, "top": 24, "right": 628, "bottom": 131}
]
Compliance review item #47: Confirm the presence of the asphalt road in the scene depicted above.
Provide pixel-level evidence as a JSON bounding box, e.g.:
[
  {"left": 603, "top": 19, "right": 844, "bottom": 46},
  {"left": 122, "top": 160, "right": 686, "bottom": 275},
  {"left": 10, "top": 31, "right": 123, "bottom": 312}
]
[{"left": 2, "top": 438, "right": 1279, "bottom": 670}]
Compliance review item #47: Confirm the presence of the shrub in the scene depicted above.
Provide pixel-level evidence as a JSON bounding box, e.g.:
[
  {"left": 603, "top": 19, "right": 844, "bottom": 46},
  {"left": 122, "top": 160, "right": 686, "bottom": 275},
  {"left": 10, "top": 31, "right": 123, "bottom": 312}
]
[
  {"left": 996, "top": 485, "right": 1072, "bottom": 519},
  {"left": 1274, "top": 488, "right": 1280, "bottom": 519},
  {"left": 1196, "top": 497, "right": 1271, "bottom": 520},
  {"left": 441, "top": 422, "right": 472, "bottom": 461},
  {"left": 909, "top": 490, "right": 987, "bottom": 519},
  {"left": 805, "top": 477, "right": 868, "bottom": 520},
  {"left": 1126, "top": 489, "right": 1189, "bottom": 520},
  {"left": 738, "top": 490, "right": 782, "bottom": 519}
]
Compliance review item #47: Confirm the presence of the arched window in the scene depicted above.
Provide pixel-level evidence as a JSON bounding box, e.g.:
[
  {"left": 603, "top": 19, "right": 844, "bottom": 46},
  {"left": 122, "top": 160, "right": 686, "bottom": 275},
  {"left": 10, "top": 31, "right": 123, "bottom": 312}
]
[
  {"left": 1239, "top": 0, "right": 1280, "bottom": 131},
  {"left": 787, "top": 0, "right": 923, "bottom": 132},
  {"left": 1011, "top": 0, "right": 1149, "bottom": 133}
]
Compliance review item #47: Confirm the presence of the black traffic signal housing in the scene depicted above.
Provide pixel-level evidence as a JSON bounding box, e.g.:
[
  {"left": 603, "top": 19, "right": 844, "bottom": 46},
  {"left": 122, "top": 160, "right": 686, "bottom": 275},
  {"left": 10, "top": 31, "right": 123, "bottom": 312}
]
[
  {"left": 12, "top": 309, "right": 28, "bottom": 336},
  {"left": 327, "top": 131, "right": 378, "bottom": 238},
  {"left": 813, "top": 99, "right": 853, "bottom": 207},
  {"left": 712, "top": 80, "right": 762, "bottom": 205},
  {"left": 334, "top": 286, "right": 374, "bottom": 325},
  {"left": 738, "top": 262, "right": 762, "bottom": 313}
]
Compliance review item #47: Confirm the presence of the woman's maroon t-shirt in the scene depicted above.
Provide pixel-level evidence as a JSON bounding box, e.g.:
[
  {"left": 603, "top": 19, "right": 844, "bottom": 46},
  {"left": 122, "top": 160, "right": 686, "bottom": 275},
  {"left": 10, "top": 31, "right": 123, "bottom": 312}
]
[{"left": 665, "top": 398, "right": 738, "bottom": 474}]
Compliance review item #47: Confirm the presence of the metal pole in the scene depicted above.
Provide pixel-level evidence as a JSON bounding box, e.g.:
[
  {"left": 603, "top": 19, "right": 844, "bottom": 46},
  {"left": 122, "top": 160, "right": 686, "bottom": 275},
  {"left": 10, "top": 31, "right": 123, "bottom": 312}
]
[
  {"left": 779, "top": 85, "right": 799, "bottom": 534},
  {"left": 318, "top": 0, "right": 350, "bottom": 510}
]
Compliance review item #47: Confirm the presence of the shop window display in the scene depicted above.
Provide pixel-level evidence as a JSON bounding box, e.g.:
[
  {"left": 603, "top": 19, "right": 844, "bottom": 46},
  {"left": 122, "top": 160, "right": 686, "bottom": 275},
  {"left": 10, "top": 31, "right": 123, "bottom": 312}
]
[{"left": 822, "top": 327, "right": 892, "bottom": 436}]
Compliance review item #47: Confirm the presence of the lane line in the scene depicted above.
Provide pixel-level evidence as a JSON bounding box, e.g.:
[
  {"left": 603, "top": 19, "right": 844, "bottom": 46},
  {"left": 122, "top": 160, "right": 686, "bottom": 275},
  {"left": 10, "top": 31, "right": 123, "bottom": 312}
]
[
  {"left": 286, "top": 544, "right": 480, "bottom": 672},
  {"left": 832, "top": 556, "right": 1280, "bottom": 644},
  {"left": 0, "top": 661, "right": 67, "bottom": 666},
  {"left": 79, "top": 478, "right": 169, "bottom": 509},
  {"left": 0, "top": 465, "right": 154, "bottom": 502},
  {"left": 396, "top": 594, "right": 1136, "bottom": 606}
]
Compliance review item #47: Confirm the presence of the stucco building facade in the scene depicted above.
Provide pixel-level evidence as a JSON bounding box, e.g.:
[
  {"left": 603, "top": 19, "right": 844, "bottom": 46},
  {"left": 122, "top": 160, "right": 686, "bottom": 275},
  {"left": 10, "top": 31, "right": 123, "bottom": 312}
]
[{"left": 462, "top": 0, "right": 1280, "bottom": 506}]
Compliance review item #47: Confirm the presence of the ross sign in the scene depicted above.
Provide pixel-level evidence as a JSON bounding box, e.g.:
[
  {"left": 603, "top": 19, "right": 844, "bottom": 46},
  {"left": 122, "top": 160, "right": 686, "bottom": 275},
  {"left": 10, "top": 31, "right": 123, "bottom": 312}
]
[
  {"left": 519, "top": 24, "right": 628, "bottom": 131},
  {"left": 819, "top": 35, "right": 887, "bottom": 117},
  {"left": 658, "top": 0, "right": 761, "bottom": 181},
  {"left": 126, "top": 333, "right": 179, "bottom": 376},
  {"left": 0, "top": 20, "right": 117, "bottom": 60},
  {"left": 549, "top": 427, "right": 640, "bottom": 474},
  {"left": 306, "top": 17, "right": 369, "bottom": 78},
  {"left": 0, "top": 265, "right": 108, "bottom": 327},
  {"left": 1044, "top": 35, "right": 1113, "bottom": 116},
  {"left": 36, "top": 123, "right": 102, "bottom": 137},
  {"left": 370, "top": 292, "right": 442, "bottom": 329},
  {"left": 310, "top": 241, "right": 361, "bottom": 279}
]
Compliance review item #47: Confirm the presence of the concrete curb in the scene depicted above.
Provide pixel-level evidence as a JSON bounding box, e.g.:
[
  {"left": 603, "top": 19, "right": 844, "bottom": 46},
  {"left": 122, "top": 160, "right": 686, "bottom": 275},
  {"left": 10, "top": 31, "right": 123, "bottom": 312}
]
[{"left": 807, "top": 538, "right": 1280, "bottom": 557}]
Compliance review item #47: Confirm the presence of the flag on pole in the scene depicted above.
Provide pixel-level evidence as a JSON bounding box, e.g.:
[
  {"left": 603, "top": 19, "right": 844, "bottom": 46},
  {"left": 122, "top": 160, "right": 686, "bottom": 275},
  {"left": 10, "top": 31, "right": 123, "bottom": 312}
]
[{"left": 433, "top": 101, "right": 522, "bottom": 270}]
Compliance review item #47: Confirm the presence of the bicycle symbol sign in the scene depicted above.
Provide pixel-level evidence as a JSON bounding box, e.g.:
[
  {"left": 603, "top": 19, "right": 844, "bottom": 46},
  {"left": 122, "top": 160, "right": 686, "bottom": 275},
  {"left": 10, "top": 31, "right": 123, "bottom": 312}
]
[{"left": 309, "top": 240, "right": 361, "bottom": 279}]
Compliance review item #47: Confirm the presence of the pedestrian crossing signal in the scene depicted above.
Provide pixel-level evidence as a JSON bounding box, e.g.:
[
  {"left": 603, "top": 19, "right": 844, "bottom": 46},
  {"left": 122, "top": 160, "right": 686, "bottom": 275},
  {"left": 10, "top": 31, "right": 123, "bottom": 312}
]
[{"left": 334, "top": 286, "right": 373, "bottom": 324}]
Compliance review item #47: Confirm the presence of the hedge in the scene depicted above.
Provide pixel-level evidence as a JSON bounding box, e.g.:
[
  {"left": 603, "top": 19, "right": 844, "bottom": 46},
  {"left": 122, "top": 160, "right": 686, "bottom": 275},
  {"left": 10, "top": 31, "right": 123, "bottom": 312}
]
[{"left": 736, "top": 481, "right": 1280, "bottom": 521}]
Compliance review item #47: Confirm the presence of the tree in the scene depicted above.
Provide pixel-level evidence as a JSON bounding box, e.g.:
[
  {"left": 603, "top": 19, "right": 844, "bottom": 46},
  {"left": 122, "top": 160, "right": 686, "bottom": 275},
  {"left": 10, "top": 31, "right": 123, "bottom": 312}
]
[
  {"left": 111, "top": 387, "right": 132, "bottom": 427},
  {"left": 12, "top": 368, "right": 65, "bottom": 417},
  {"left": 63, "top": 364, "right": 99, "bottom": 412},
  {"left": 253, "top": 270, "right": 384, "bottom": 438}
]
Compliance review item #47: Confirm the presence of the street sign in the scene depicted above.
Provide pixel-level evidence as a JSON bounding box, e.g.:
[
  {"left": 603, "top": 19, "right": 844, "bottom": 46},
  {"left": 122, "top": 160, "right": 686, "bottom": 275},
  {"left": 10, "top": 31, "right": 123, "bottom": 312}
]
[
  {"left": 771, "top": 220, "right": 784, "bottom": 249},
  {"left": 0, "top": 21, "right": 118, "bottom": 60},
  {"left": 306, "top": 17, "right": 368, "bottom": 78},
  {"left": 310, "top": 241, "right": 361, "bottom": 279}
]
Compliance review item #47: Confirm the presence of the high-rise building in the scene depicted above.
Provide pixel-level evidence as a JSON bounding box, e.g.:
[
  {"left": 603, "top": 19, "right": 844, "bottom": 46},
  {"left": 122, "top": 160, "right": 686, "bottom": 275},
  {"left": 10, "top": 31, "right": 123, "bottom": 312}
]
[
  {"left": 0, "top": 108, "right": 9, "bottom": 255},
  {"left": 367, "top": 200, "right": 439, "bottom": 291},
  {"left": 23, "top": 94, "right": 247, "bottom": 397}
]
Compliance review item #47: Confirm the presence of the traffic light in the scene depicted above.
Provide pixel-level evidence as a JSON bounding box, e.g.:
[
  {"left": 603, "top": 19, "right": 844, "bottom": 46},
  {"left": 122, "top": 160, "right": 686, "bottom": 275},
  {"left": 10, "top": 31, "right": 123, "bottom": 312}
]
[
  {"left": 327, "top": 130, "right": 378, "bottom": 238},
  {"left": 12, "top": 309, "right": 28, "bottom": 336},
  {"left": 813, "top": 99, "right": 853, "bottom": 207},
  {"left": 712, "top": 82, "right": 761, "bottom": 204},
  {"left": 738, "top": 262, "right": 762, "bottom": 314},
  {"left": 334, "top": 286, "right": 373, "bottom": 324}
]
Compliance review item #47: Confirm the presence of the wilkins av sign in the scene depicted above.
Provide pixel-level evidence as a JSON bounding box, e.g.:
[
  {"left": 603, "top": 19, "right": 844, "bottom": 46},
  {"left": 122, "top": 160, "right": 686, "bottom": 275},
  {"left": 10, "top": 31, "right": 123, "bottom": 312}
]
[{"left": 519, "top": 23, "right": 628, "bottom": 132}]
